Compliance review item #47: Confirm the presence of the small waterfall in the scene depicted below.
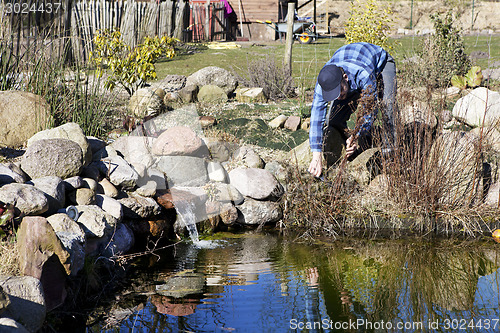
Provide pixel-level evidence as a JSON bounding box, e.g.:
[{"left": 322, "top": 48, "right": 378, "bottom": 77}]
[{"left": 174, "top": 200, "right": 200, "bottom": 244}]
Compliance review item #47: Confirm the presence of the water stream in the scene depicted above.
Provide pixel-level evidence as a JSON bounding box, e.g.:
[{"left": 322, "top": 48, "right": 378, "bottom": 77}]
[{"left": 81, "top": 232, "right": 500, "bottom": 332}]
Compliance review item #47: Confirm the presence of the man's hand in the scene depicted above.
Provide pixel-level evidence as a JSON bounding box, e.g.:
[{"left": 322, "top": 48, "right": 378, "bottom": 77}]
[
  {"left": 308, "top": 151, "right": 323, "bottom": 178},
  {"left": 346, "top": 135, "right": 358, "bottom": 158}
]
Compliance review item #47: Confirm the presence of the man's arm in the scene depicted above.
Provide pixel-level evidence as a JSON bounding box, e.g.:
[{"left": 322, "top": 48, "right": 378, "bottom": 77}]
[{"left": 308, "top": 83, "right": 329, "bottom": 177}]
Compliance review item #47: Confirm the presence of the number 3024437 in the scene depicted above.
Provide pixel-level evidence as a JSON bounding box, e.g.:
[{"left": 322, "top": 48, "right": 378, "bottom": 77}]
[{"left": 3, "top": 1, "right": 62, "bottom": 15}]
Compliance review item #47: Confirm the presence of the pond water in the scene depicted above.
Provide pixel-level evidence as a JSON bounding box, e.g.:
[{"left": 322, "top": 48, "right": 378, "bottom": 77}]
[{"left": 86, "top": 231, "right": 500, "bottom": 333}]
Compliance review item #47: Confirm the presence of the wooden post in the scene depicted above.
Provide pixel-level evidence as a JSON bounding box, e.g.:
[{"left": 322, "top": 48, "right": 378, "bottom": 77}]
[
  {"left": 205, "top": 0, "right": 210, "bottom": 40},
  {"left": 284, "top": 2, "right": 295, "bottom": 73}
]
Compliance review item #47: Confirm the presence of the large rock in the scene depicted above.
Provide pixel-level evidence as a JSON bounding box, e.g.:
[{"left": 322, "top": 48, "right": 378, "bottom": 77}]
[
  {"left": 233, "top": 146, "right": 264, "bottom": 169},
  {"left": 128, "top": 87, "right": 165, "bottom": 118},
  {"left": 452, "top": 87, "right": 500, "bottom": 127},
  {"left": 228, "top": 168, "right": 283, "bottom": 200},
  {"left": 27, "top": 176, "right": 66, "bottom": 214},
  {"left": 102, "top": 223, "right": 135, "bottom": 257},
  {"left": 400, "top": 100, "right": 438, "bottom": 128},
  {"left": 110, "top": 135, "right": 156, "bottom": 169},
  {"left": 236, "top": 198, "right": 283, "bottom": 225},
  {"left": 0, "top": 163, "right": 27, "bottom": 185},
  {"left": 95, "top": 194, "right": 123, "bottom": 221},
  {"left": 156, "top": 271, "right": 205, "bottom": 298},
  {"left": 27, "top": 122, "right": 92, "bottom": 165},
  {"left": 118, "top": 193, "right": 162, "bottom": 219},
  {"left": 94, "top": 154, "right": 140, "bottom": 190},
  {"left": 346, "top": 148, "right": 381, "bottom": 186},
  {"left": 155, "top": 156, "right": 208, "bottom": 187},
  {"left": 17, "top": 216, "right": 71, "bottom": 311},
  {"left": 0, "top": 317, "right": 30, "bottom": 333},
  {"left": 152, "top": 126, "right": 209, "bottom": 157},
  {"left": 21, "top": 139, "right": 83, "bottom": 180},
  {"left": 0, "top": 183, "right": 49, "bottom": 215},
  {"left": 0, "top": 90, "right": 51, "bottom": 148},
  {"left": 153, "top": 74, "right": 187, "bottom": 93},
  {"left": 186, "top": 66, "right": 237, "bottom": 95},
  {"left": 75, "top": 205, "right": 118, "bottom": 238},
  {"left": 197, "top": 85, "right": 228, "bottom": 103},
  {"left": 0, "top": 276, "right": 46, "bottom": 332},
  {"left": 235, "top": 87, "right": 267, "bottom": 103}
]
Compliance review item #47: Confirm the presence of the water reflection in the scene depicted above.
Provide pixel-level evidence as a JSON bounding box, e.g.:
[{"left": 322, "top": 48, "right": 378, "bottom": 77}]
[{"left": 88, "top": 233, "right": 500, "bottom": 333}]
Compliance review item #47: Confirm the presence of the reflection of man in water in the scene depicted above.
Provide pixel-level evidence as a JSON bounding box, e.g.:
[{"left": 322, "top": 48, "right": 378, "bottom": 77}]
[{"left": 305, "top": 267, "right": 322, "bottom": 327}]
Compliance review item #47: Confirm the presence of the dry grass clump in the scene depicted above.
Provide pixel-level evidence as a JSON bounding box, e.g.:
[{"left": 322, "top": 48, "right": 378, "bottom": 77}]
[
  {"left": 233, "top": 55, "right": 295, "bottom": 101},
  {"left": 0, "top": 241, "right": 20, "bottom": 276},
  {"left": 284, "top": 85, "right": 500, "bottom": 237}
]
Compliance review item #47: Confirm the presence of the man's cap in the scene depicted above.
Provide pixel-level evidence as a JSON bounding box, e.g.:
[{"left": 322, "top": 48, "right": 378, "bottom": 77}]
[{"left": 318, "top": 65, "right": 343, "bottom": 101}]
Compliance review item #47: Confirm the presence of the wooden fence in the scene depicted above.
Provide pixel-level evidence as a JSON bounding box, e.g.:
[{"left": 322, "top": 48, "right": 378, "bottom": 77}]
[{"left": 0, "top": 0, "right": 199, "bottom": 65}]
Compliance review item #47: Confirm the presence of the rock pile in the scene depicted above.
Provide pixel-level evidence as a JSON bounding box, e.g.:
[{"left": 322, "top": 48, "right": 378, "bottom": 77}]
[{"left": 0, "top": 99, "right": 286, "bottom": 330}]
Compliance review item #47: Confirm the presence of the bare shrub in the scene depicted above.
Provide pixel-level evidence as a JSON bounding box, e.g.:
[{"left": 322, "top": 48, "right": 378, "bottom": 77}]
[{"left": 234, "top": 55, "right": 295, "bottom": 101}]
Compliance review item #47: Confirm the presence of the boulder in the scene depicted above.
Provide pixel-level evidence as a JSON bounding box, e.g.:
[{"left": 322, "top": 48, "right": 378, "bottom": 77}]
[
  {"left": 0, "top": 162, "right": 27, "bottom": 185},
  {"left": 95, "top": 194, "right": 123, "bottom": 221},
  {"left": 207, "top": 161, "right": 228, "bottom": 183},
  {"left": 269, "top": 115, "right": 288, "bottom": 129},
  {"left": 0, "top": 276, "right": 46, "bottom": 332},
  {"left": 110, "top": 135, "right": 156, "bottom": 169},
  {"left": 0, "top": 183, "right": 49, "bottom": 215},
  {"left": 128, "top": 87, "right": 165, "bottom": 118},
  {"left": 205, "top": 183, "right": 244, "bottom": 204},
  {"left": 152, "top": 126, "right": 209, "bottom": 157},
  {"left": 156, "top": 271, "right": 205, "bottom": 298},
  {"left": 27, "top": 176, "right": 66, "bottom": 214},
  {"left": 21, "top": 139, "right": 83, "bottom": 180},
  {"left": 94, "top": 155, "right": 140, "bottom": 190},
  {"left": 284, "top": 115, "right": 301, "bottom": 131},
  {"left": 452, "top": 87, "right": 500, "bottom": 127},
  {"left": 204, "top": 138, "right": 232, "bottom": 162},
  {"left": 62, "top": 176, "right": 83, "bottom": 191},
  {"left": 86, "top": 136, "right": 107, "bottom": 156},
  {"left": 17, "top": 216, "right": 71, "bottom": 311},
  {"left": 0, "top": 317, "right": 30, "bottom": 333},
  {"left": 68, "top": 188, "right": 96, "bottom": 206},
  {"left": 177, "top": 84, "right": 198, "bottom": 103},
  {"left": 0, "top": 286, "right": 10, "bottom": 314},
  {"left": 155, "top": 156, "right": 208, "bottom": 187},
  {"left": 346, "top": 148, "right": 381, "bottom": 186},
  {"left": 0, "top": 90, "right": 51, "bottom": 148},
  {"left": 198, "top": 116, "right": 217, "bottom": 128},
  {"left": 75, "top": 205, "right": 118, "bottom": 238},
  {"left": 27, "top": 122, "right": 92, "bottom": 165},
  {"left": 197, "top": 85, "right": 228, "bottom": 103},
  {"left": 233, "top": 146, "right": 264, "bottom": 169},
  {"left": 46, "top": 213, "right": 86, "bottom": 276},
  {"left": 153, "top": 74, "right": 187, "bottom": 92},
  {"left": 236, "top": 198, "right": 283, "bottom": 225},
  {"left": 118, "top": 193, "right": 162, "bottom": 219},
  {"left": 228, "top": 168, "right": 283, "bottom": 200},
  {"left": 186, "top": 66, "right": 237, "bottom": 95},
  {"left": 235, "top": 87, "right": 267, "bottom": 103},
  {"left": 99, "top": 178, "right": 119, "bottom": 198},
  {"left": 264, "top": 161, "right": 288, "bottom": 184},
  {"left": 102, "top": 223, "right": 135, "bottom": 257}
]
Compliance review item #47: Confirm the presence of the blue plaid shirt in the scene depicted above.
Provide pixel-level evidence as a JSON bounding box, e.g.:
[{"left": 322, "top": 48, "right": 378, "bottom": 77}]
[{"left": 309, "top": 42, "right": 389, "bottom": 152}]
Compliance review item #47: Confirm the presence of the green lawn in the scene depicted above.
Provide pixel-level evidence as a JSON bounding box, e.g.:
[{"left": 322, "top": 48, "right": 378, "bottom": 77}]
[{"left": 155, "top": 35, "right": 500, "bottom": 91}]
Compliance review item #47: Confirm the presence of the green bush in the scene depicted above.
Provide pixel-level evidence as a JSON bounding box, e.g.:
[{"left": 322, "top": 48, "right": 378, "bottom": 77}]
[
  {"left": 91, "top": 29, "right": 177, "bottom": 96},
  {"left": 344, "top": 0, "right": 394, "bottom": 51},
  {"left": 400, "top": 12, "right": 471, "bottom": 89}
]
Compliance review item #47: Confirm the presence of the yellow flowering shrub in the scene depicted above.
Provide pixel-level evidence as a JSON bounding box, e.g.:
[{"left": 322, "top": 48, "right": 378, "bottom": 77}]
[
  {"left": 344, "top": 0, "right": 394, "bottom": 51},
  {"left": 91, "top": 28, "right": 177, "bottom": 96}
]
